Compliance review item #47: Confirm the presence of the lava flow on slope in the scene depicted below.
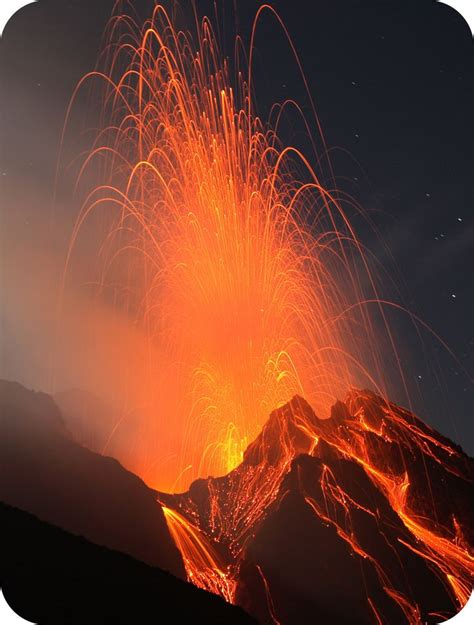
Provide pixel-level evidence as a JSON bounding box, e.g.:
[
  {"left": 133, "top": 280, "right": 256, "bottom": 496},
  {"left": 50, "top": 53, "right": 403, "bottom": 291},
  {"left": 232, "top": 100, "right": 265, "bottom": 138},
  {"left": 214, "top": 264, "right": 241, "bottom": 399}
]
[{"left": 158, "top": 391, "right": 473, "bottom": 625}]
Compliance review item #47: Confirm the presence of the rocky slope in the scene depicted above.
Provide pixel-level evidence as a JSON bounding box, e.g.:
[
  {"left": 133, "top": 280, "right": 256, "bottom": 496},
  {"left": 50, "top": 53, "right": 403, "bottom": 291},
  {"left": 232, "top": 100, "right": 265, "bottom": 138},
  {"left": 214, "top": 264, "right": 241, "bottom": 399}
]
[{"left": 160, "top": 391, "right": 473, "bottom": 624}]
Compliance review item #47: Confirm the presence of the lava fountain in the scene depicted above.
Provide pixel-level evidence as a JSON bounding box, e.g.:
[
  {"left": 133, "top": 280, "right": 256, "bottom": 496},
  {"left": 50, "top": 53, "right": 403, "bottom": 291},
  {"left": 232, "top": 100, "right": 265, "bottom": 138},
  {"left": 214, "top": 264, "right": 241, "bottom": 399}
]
[
  {"left": 62, "top": 3, "right": 412, "bottom": 491},
  {"left": 56, "top": 5, "right": 473, "bottom": 620}
]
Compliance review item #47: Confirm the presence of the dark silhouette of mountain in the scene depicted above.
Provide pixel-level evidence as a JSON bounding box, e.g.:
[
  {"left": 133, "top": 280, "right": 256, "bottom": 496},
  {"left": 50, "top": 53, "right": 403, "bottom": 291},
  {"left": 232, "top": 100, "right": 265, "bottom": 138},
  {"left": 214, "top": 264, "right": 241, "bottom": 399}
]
[
  {"left": 0, "top": 379, "right": 184, "bottom": 579},
  {"left": 1, "top": 502, "right": 257, "bottom": 625},
  {"left": 161, "top": 392, "right": 474, "bottom": 625}
]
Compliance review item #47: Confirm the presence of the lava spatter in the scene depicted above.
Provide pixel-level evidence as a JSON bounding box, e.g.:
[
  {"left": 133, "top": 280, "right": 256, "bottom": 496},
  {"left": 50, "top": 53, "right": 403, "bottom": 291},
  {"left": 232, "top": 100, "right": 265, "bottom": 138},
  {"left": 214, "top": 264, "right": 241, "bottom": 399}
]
[{"left": 159, "top": 392, "right": 473, "bottom": 624}]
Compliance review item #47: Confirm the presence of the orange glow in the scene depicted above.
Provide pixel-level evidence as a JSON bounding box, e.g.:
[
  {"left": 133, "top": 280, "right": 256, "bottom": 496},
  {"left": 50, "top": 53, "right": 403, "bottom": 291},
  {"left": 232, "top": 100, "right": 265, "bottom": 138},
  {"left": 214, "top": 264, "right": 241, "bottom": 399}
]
[
  {"left": 63, "top": 3, "right": 403, "bottom": 491},
  {"left": 60, "top": 4, "right": 472, "bottom": 620},
  {"left": 160, "top": 392, "right": 472, "bottom": 619},
  {"left": 162, "top": 505, "right": 235, "bottom": 602},
  {"left": 327, "top": 391, "right": 473, "bottom": 608}
]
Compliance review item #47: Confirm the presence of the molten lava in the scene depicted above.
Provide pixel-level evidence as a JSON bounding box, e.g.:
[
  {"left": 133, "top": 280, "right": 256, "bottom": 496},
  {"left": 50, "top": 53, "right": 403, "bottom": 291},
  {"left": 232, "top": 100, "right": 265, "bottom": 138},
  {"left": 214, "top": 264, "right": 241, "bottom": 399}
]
[
  {"left": 63, "top": 3, "right": 411, "bottom": 490},
  {"left": 60, "top": 5, "right": 473, "bottom": 623},
  {"left": 159, "top": 391, "right": 473, "bottom": 624}
]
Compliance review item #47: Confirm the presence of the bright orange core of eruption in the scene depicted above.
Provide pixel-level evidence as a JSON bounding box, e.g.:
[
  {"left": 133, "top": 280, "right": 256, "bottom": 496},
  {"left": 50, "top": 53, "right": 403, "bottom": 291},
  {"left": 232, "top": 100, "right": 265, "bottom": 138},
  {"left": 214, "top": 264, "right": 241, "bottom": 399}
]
[{"left": 66, "top": 4, "right": 391, "bottom": 490}]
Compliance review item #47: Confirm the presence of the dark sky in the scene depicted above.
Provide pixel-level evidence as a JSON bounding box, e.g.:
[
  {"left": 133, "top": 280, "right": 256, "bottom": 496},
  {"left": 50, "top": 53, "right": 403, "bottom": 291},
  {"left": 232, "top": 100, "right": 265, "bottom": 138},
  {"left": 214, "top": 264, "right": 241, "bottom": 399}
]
[{"left": 1, "top": 1, "right": 472, "bottom": 452}]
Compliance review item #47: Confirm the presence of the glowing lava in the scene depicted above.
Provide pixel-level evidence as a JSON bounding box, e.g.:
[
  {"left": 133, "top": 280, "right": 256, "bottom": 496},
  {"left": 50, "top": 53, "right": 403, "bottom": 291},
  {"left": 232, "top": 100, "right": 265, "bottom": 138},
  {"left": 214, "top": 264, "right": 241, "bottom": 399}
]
[
  {"left": 159, "top": 391, "right": 473, "bottom": 624},
  {"left": 60, "top": 5, "right": 473, "bottom": 623},
  {"left": 63, "top": 3, "right": 402, "bottom": 490}
]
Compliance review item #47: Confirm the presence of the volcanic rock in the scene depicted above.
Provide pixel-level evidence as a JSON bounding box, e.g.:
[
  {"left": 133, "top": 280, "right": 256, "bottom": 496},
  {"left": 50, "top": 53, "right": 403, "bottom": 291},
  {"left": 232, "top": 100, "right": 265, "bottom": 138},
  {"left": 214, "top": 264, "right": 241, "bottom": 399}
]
[{"left": 163, "top": 390, "right": 474, "bottom": 624}]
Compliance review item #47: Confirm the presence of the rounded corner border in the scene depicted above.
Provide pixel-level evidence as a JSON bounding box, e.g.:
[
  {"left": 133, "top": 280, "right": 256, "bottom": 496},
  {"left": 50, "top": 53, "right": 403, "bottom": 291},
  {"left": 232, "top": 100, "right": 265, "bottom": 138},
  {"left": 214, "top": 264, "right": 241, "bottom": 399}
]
[
  {"left": 0, "top": 1, "right": 38, "bottom": 38},
  {"left": 437, "top": 1, "right": 474, "bottom": 37},
  {"left": 0, "top": 589, "right": 36, "bottom": 625}
]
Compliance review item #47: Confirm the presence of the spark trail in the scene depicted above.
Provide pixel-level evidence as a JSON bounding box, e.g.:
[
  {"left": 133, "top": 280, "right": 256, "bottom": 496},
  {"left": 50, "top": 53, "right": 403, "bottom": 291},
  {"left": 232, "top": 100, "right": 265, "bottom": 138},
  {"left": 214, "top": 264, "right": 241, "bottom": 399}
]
[
  {"left": 63, "top": 2, "right": 403, "bottom": 490},
  {"left": 61, "top": 4, "right": 472, "bottom": 623},
  {"left": 159, "top": 392, "right": 473, "bottom": 624}
]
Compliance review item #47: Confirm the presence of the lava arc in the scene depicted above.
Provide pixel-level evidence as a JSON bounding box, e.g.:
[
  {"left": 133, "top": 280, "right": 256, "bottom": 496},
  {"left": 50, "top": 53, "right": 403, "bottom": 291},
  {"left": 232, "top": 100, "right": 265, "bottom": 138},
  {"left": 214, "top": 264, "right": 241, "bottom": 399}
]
[{"left": 63, "top": 3, "right": 406, "bottom": 490}]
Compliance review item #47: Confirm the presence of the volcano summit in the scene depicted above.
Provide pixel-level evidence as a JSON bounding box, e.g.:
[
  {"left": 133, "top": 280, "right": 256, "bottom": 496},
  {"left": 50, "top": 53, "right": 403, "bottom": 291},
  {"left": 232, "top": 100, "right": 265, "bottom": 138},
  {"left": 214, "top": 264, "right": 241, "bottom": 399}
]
[{"left": 158, "top": 391, "right": 473, "bottom": 625}]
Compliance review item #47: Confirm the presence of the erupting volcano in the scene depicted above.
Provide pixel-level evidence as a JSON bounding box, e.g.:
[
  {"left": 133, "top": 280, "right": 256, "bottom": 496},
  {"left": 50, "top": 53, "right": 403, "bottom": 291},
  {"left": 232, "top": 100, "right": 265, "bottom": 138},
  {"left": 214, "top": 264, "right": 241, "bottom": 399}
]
[{"left": 42, "top": 2, "right": 473, "bottom": 624}]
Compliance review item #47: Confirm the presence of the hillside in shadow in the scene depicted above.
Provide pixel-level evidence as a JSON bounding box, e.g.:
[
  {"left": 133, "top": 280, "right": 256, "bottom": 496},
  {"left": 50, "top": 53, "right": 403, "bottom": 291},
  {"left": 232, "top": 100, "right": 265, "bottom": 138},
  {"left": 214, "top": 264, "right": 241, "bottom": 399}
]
[{"left": 1, "top": 502, "right": 256, "bottom": 625}]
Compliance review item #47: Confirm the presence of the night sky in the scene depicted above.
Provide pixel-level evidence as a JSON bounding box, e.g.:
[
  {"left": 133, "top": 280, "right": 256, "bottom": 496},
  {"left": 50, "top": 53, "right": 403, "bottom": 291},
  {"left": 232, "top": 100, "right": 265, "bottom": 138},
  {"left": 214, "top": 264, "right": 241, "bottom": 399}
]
[{"left": 1, "top": 1, "right": 472, "bottom": 452}]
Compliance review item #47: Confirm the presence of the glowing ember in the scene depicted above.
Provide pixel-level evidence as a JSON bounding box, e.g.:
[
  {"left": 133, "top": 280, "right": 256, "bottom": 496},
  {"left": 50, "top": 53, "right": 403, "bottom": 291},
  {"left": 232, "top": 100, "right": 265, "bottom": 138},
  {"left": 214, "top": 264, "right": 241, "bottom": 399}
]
[
  {"left": 63, "top": 3, "right": 406, "bottom": 491},
  {"left": 60, "top": 5, "right": 472, "bottom": 623},
  {"left": 159, "top": 392, "right": 473, "bottom": 623}
]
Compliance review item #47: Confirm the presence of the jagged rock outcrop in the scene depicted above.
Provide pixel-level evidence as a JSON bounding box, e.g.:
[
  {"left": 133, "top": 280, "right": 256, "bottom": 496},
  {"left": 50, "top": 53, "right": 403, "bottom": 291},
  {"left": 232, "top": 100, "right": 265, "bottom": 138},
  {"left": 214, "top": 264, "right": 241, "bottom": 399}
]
[{"left": 162, "top": 390, "right": 474, "bottom": 624}]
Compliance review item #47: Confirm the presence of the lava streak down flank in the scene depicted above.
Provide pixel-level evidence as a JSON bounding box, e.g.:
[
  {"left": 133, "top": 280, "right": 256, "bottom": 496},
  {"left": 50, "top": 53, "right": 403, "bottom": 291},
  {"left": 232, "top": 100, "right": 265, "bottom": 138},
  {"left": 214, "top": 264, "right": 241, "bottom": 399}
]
[{"left": 158, "top": 391, "right": 473, "bottom": 624}]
